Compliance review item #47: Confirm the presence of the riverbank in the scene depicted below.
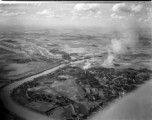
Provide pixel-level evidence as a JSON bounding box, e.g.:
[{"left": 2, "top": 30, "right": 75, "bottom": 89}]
[
  {"left": 0, "top": 62, "right": 63, "bottom": 91},
  {"left": 0, "top": 63, "right": 66, "bottom": 120}
]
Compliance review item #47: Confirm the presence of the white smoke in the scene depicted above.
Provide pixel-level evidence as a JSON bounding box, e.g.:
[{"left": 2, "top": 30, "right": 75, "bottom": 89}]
[
  {"left": 102, "top": 19, "right": 140, "bottom": 67},
  {"left": 83, "top": 62, "right": 91, "bottom": 69}
]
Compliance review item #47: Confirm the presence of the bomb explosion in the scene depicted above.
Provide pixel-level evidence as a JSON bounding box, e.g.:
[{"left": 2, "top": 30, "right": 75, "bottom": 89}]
[{"left": 103, "top": 19, "right": 140, "bottom": 67}]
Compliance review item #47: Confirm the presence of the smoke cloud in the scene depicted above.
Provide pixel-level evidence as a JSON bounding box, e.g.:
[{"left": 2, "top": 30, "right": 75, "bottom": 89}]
[{"left": 102, "top": 19, "right": 140, "bottom": 67}]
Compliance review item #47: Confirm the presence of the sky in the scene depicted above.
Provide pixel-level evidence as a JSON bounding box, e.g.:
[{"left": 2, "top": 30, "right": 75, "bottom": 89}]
[{"left": 0, "top": 1, "right": 152, "bottom": 28}]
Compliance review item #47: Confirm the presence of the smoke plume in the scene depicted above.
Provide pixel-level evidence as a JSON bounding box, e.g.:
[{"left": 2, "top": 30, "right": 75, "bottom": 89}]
[{"left": 102, "top": 19, "right": 140, "bottom": 67}]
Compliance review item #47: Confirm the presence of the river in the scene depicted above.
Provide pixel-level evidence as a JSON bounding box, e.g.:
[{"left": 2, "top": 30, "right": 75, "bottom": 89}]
[{"left": 0, "top": 64, "right": 66, "bottom": 120}]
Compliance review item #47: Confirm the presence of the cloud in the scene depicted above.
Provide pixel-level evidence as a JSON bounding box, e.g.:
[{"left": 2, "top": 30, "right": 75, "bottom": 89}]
[
  {"left": 36, "top": 9, "right": 54, "bottom": 15},
  {"left": 71, "top": 3, "right": 101, "bottom": 20},
  {"left": 46, "top": 14, "right": 63, "bottom": 19},
  {"left": 147, "top": 7, "right": 152, "bottom": 19},
  {"left": 118, "top": 16, "right": 126, "bottom": 20},
  {"left": 146, "top": 7, "right": 152, "bottom": 12},
  {"left": 144, "top": 19, "right": 150, "bottom": 22},
  {"left": 96, "top": 11, "right": 102, "bottom": 15},
  {"left": 14, "top": 12, "right": 26, "bottom": 15},
  {"left": 71, "top": 10, "right": 82, "bottom": 17},
  {"left": 111, "top": 13, "right": 118, "bottom": 19},
  {"left": 137, "top": 18, "right": 143, "bottom": 21},
  {"left": 130, "top": 4, "right": 143, "bottom": 12},
  {"left": 0, "top": 10, "right": 4, "bottom": 13},
  {"left": 145, "top": 13, "right": 152, "bottom": 22},
  {"left": 26, "top": 15, "right": 37, "bottom": 20},
  {"left": 71, "top": 16, "right": 78, "bottom": 20},
  {"left": 111, "top": 13, "right": 126, "bottom": 20},
  {"left": 71, "top": 14, "right": 83, "bottom": 20},
  {"left": 34, "top": 3, "right": 42, "bottom": 6},
  {"left": 38, "top": 9, "right": 65, "bottom": 19},
  {"left": 29, "top": 15, "right": 35, "bottom": 17},
  {"left": 27, "top": 15, "right": 36, "bottom": 18},
  {"left": 71, "top": 10, "right": 83, "bottom": 20},
  {"left": 74, "top": 3, "right": 100, "bottom": 12},
  {"left": 0, "top": 10, "right": 26, "bottom": 16},
  {"left": 1, "top": 13, "right": 14, "bottom": 16},
  {"left": 80, "top": 16, "right": 89, "bottom": 20},
  {"left": 94, "top": 11, "right": 102, "bottom": 18},
  {"left": 111, "top": 3, "right": 143, "bottom": 13},
  {"left": 0, "top": 10, "right": 8, "bottom": 14},
  {"left": 111, "top": 3, "right": 128, "bottom": 12}
]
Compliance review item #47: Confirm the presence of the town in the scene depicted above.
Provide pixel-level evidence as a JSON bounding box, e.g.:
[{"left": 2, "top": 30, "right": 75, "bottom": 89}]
[{"left": 11, "top": 64, "right": 152, "bottom": 120}]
